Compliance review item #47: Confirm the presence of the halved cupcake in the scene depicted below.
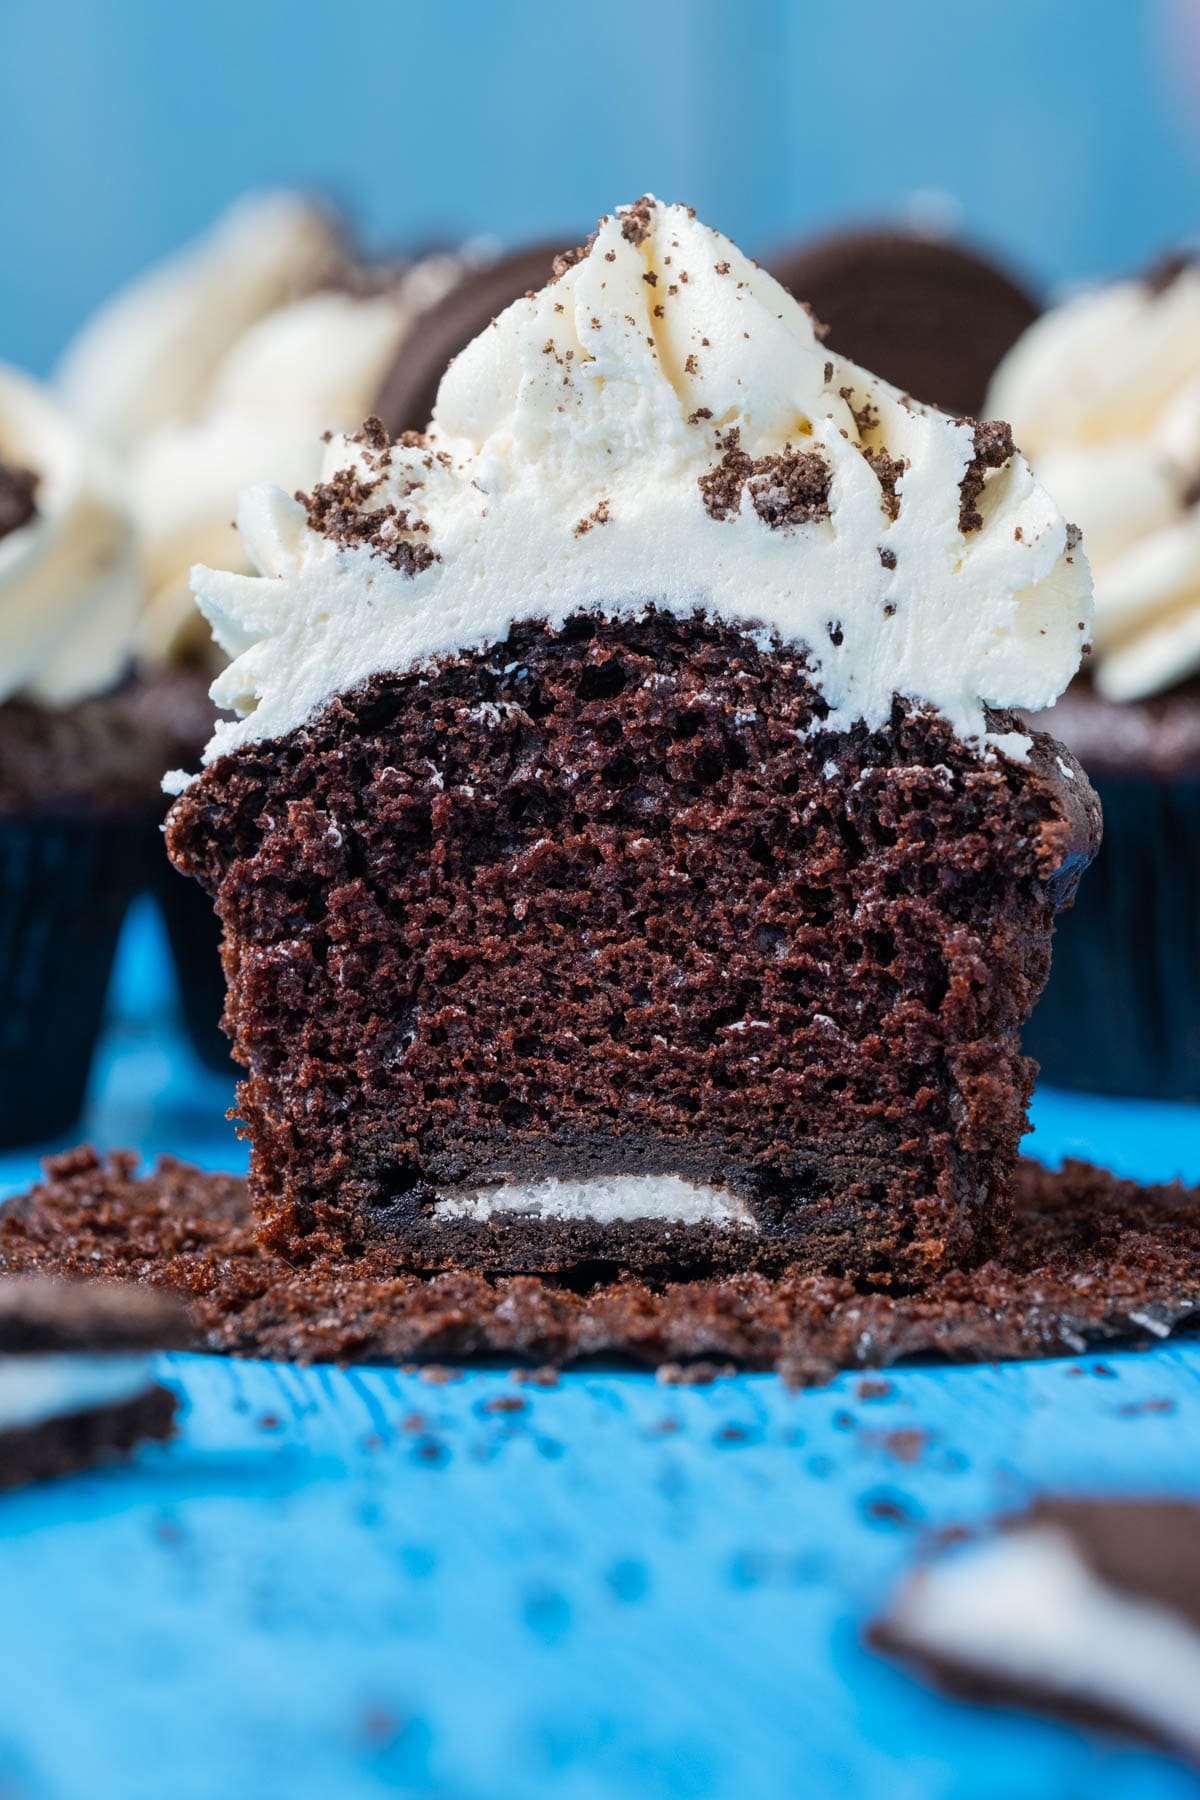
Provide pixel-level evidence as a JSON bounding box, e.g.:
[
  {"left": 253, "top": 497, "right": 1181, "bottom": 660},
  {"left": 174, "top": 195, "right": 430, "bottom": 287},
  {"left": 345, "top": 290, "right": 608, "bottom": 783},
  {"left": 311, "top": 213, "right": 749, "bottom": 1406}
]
[{"left": 166, "top": 197, "right": 1098, "bottom": 1282}]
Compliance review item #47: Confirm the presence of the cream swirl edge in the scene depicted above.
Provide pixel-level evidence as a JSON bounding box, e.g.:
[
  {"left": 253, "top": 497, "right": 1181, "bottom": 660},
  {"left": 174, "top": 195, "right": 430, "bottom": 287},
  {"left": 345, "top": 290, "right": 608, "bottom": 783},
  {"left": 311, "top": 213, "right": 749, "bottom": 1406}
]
[
  {"left": 987, "top": 267, "right": 1200, "bottom": 702},
  {"left": 0, "top": 364, "right": 140, "bottom": 708},
  {"left": 179, "top": 198, "right": 1091, "bottom": 777}
]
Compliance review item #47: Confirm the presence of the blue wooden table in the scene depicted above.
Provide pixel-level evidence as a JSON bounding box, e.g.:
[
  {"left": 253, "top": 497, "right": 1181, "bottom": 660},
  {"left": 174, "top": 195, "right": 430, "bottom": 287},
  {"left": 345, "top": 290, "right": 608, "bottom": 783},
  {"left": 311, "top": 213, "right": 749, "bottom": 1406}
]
[{"left": 2, "top": 902, "right": 1199, "bottom": 1800}]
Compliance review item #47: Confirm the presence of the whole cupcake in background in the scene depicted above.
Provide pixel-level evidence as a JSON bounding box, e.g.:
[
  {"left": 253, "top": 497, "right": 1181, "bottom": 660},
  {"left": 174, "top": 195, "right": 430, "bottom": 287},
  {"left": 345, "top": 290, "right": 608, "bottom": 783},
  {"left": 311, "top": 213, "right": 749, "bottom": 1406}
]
[
  {"left": 0, "top": 366, "right": 172, "bottom": 1145},
  {"left": 989, "top": 256, "right": 1200, "bottom": 1097},
  {"left": 57, "top": 192, "right": 472, "bottom": 1068}
]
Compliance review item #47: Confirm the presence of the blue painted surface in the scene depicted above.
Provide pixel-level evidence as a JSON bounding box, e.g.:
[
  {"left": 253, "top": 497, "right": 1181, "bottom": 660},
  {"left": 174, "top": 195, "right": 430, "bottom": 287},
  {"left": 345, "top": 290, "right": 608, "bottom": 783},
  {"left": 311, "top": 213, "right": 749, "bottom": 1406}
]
[{"left": 1, "top": 904, "right": 1199, "bottom": 1800}]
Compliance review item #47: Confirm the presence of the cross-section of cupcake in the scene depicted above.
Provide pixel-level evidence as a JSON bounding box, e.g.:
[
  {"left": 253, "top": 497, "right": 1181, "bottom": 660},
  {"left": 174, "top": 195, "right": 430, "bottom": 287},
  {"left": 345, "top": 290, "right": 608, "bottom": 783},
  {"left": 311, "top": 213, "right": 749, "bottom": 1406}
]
[{"left": 166, "top": 196, "right": 1099, "bottom": 1281}]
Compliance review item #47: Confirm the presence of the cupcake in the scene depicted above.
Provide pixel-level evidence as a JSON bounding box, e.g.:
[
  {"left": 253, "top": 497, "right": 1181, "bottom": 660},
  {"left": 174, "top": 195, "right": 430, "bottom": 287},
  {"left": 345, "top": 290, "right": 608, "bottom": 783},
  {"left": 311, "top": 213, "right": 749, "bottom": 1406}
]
[
  {"left": 0, "top": 366, "right": 170, "bottom": 1145},
  {"left": 988, "top": 255, "right": 1200, "bottom": 1096},
  {"left": 166, "top": 196, "right": 1097, "bottom": 1283},
  {"left": 58, "top": 192, "right": 469, "bottom": 1068}
]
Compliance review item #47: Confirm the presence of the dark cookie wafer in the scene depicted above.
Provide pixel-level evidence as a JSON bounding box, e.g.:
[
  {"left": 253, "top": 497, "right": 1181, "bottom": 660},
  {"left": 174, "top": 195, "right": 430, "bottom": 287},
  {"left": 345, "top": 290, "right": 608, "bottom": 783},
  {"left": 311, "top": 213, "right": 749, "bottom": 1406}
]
[
  {"left": 0, "top": 1274, "right": 188, "bottom": 1354},
  {"left": 374, "top": 240, "right": 572, "bottom": 435},
  {"left": 767, "top": 228, "right": 1040, "bottom": 418},
  {"left": 0, "top": 1275, "right": 185, "bottom": 1491},
  {"left": 873, "top": 1498, "right": 1200, "bottom": 1766},
  {"left": 1, "top": 1151, "right": 1197, "bottom": 1385},
  {"left": 0, "top": 1386, "right": 178, "bottom": 1493}
]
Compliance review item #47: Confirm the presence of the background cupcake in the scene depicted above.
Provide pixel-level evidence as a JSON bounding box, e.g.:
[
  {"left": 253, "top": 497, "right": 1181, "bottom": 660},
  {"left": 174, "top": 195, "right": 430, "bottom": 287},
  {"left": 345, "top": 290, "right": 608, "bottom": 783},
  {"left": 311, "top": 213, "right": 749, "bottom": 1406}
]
[
  {"left": 988, "top": 256, "right": 1200, "bottom": 1097},
  {"left": 57, "top": 192, "right": 472, "bottom": 1067},
  {"left": 0, "top": 364, "right": 169, "bottom": 1144}
]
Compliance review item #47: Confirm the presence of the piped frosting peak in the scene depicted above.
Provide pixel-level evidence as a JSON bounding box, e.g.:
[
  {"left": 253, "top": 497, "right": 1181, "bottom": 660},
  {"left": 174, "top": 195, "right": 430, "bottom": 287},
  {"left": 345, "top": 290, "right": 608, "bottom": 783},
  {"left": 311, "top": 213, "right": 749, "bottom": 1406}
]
[{"left": 190, "top": 197, "right": 1092, "bottom": 768}]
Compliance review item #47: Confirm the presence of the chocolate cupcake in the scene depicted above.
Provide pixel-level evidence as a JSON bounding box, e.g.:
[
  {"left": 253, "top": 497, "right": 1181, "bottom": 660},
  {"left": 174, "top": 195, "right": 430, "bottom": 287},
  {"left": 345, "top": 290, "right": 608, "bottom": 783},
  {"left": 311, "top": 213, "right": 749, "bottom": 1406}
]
[
  {"left": 165, "top": 197, "right": 1097, "bottom": 1283},
  {"left": 0, "top": 366, "right": 178, "bottom": 1143},
  {"left": 989, "top": 257, "right": 1200, "bottom": 1096},
  {"left": 59, "top": 193, "right": 471, "bottom": 1068}
]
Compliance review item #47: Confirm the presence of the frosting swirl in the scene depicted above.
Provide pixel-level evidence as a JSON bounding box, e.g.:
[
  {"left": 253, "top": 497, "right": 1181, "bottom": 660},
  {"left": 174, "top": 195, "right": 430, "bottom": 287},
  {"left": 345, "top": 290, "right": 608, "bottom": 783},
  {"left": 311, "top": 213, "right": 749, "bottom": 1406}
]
[
  {"left": 58, "top": 192, "right": 464, "bottom": 669},
  {"left": 0, "top": 364, "right": 139, "bottom": 708},
  {"left": 187, "top": 198, "right": 1091, "bottom": 771},
  {"left": 57, "top": 192, "right": 342, "bottom": 452},
  {"left": 987, "top": 262, "right": 1200, "bottom": 701}
]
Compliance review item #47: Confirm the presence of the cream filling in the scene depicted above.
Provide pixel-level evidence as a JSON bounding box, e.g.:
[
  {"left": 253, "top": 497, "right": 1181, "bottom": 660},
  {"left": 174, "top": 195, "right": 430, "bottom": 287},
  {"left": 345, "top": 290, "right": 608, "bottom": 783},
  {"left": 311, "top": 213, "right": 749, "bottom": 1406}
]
[
  {"left": 886, "top": 1525, "right": 1200, "bottom": 1754},
  {"left": 0, "top": 1354, "right": 154, "bottom": 1433},
  {"left": 435, "top": 1174, "right": 756, "bottom": 1228}
]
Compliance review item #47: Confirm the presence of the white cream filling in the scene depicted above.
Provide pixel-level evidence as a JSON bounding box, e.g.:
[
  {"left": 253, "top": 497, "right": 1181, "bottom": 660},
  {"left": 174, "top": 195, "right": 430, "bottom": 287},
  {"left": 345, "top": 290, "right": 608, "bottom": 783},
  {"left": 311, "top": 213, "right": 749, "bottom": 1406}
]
[
  {"left": 435, "top": 1174, "right": 755, "bottom": 1228},
  {"left": 887, "top": 1524, "right": 1200, "bottom": 1754},
  {"left": 0, "top": 1354, "right": 154, "bottom": 1433},
  {"left": 183, "top": 197, "right": 1091, "bottom": 777}
]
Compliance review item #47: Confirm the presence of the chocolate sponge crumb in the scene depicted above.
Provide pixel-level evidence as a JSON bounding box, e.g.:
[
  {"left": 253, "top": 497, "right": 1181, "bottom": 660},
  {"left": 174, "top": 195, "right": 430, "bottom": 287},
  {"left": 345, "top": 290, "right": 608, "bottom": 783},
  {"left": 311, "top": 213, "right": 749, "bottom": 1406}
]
[
  {"left": 699, "top": 429, "right": 832, "bottom": 528},
  {"left": 2, "top": 1150, "right": 1195, "bottom": 1388},
  {"left": 958, "top": 420, "right": 1015, "bottom": 533}
]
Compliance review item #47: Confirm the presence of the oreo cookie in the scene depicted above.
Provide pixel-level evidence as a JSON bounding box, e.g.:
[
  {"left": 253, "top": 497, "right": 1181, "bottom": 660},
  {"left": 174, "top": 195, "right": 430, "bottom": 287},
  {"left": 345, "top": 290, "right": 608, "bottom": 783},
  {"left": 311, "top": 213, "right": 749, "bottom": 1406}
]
[
  {"left": 375, "top": 240, "right": 573, "bottom": 436},
  {"left": 0, "top": 1275, "right": 186, "bottom": 1491},
  {"left": 767, "top": 228, "right": 1040, "bottom": 418}
]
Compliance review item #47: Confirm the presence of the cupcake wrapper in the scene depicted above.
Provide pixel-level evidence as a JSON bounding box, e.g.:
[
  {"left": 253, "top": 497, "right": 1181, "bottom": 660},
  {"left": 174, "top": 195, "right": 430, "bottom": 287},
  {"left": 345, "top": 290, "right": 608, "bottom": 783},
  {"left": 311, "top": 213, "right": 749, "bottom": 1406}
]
[
  {"left": 0, "top": 815, "right": 148, "bottom": 1147},
  {"left": 1026, "top": 771, "right": 1200, "bottom": 1099},
  {"left": 150, "top": 844, "right": 232, "bottom": 1073}
]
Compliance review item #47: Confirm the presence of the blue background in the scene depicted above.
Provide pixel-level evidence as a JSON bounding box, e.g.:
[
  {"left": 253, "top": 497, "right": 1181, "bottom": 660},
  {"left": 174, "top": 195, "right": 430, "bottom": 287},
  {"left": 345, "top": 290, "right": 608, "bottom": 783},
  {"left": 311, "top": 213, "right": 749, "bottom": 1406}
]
[
  {"left": 3, "top": 7, "right": 1200, "bottom": 1793},
  {"left": 3, "top": 0, "right": 1200, "bottom": 376}
]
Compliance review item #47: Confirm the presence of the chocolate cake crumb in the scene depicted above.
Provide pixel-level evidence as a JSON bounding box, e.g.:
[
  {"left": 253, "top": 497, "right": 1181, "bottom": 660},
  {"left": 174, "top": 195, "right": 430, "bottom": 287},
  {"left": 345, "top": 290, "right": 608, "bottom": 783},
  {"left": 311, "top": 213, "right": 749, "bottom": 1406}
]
[
  {"left": 573, "top": 500, "right": 611, "bottom": 537},
  {"left": 298, "top": 441, "right": 439, "bottom": 581},
  {"left": 699, "top": 428, "right": 832, "bottom": 528},
  {"left": 0, "top": 459, "right": 39, "bottom": 542},
  {"left": 550, "top": 238, "right": 596, "bottom": 282},
  {"left": 864, "top": 447, "right": 906, "bottom": 521},
  {"left": 618, "top": 197, "right": 656, "bottom": 247},
  {"left": 3, "top": 1152, "right": 1194, "bottom": 1388},
  {"left": 879, "top": 547, "right": 897, "bottom": 571},
  {"left": 958, "top": 420, "right": 1016, "bottom": 533},
  {"left": 840, "top": 387, "right": 879, "bottom": 437}
]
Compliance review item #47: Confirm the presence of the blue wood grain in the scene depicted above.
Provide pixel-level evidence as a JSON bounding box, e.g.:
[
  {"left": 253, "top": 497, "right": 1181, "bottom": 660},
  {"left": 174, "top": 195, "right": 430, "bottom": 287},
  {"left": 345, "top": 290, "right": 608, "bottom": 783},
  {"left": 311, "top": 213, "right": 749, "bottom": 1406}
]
[{"left": 0, "top": 905, "right": 1198, "bottom": 1800}]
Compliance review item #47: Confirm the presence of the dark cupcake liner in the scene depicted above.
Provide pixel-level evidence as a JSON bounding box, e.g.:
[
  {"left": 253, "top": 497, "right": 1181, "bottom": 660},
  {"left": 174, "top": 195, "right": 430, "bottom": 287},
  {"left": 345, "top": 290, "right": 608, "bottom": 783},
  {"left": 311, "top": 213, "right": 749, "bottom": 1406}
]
[
  {"left": 149, "top": 841, "right": 232, "bottom": 1074},
  {"left": 1025, "top": 770, "right": 1200, "bottom": 1099},
  {"left": 0, "top": 814, "right": 149, "bottom": 1147}
]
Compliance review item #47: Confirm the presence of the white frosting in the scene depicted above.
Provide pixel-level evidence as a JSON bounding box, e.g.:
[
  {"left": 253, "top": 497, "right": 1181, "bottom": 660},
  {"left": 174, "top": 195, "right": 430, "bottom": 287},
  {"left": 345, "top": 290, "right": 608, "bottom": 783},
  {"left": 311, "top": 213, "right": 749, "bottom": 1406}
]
[
  {"left": 0, "top": 364, "right": 140, "bottom": 706},
  {"left": 988, "top": 266, "right": 1200, "bottom": 700},
  {"left": 885, "top": 1522, "right": 1200, "bottom": 1756},
  {"left": 130, "top": 284, "right": 435, "bottom": 666},
  {"left": 57, "top": 192, "right": 342, "bottom": 452},
  {"left": 0, "top": 1354, "right": 153, "bottom": 1432},
  {"left": 436, "top": 1174, "right": 755, "bottom": 1227},
  {"left": 188, "top": 198, "right": 1091, "bottom": 769}
]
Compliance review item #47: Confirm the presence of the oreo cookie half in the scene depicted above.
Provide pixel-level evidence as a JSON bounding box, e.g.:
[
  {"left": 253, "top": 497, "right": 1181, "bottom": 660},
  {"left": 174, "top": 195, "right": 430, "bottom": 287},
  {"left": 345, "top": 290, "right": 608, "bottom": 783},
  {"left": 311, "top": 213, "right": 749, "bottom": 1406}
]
[
  {"left": 375, "top": 240, "right": 574, "bottom": 437},
  {"left": 767, "top": 228, "right": 1040, "bottom": 418}
]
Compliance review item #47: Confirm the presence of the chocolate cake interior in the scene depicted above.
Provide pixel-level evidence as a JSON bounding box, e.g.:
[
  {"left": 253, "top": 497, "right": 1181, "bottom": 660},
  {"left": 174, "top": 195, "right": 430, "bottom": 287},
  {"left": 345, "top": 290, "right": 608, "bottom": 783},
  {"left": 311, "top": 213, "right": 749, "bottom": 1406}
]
[{"left": 169, "top": 608, "right": 1095, "bottom": 1281}]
